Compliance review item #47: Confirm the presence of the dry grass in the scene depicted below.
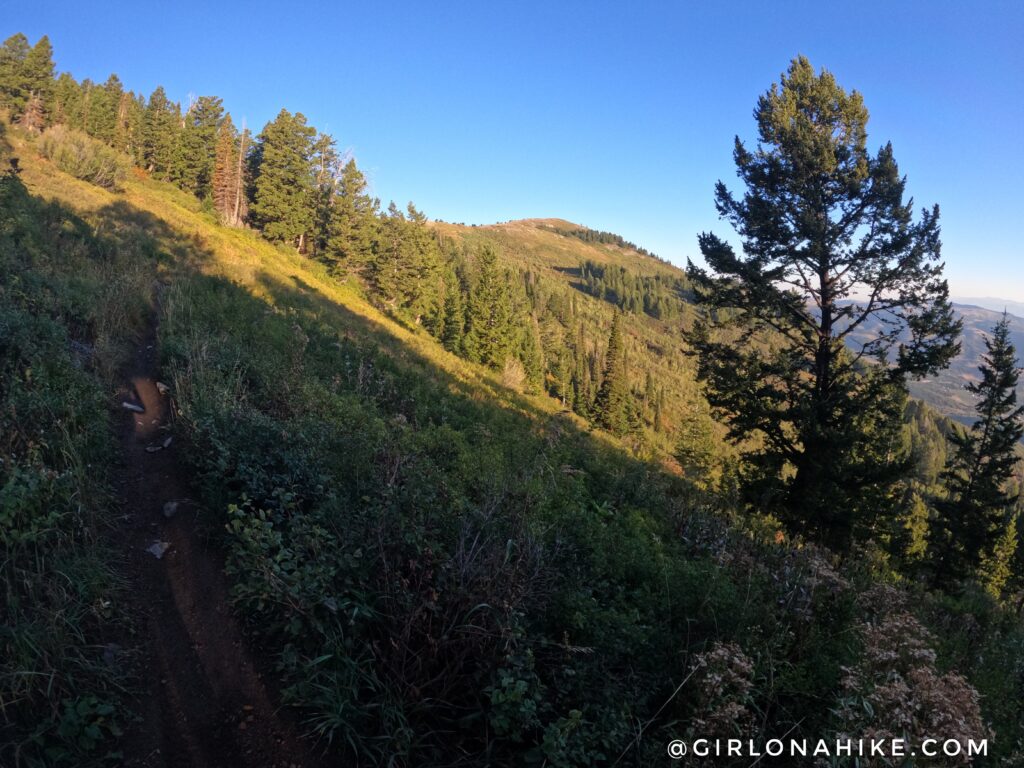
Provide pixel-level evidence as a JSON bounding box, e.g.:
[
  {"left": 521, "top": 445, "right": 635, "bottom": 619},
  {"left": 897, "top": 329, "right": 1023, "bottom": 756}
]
[{"left": 11, "top": 128, "right": 609, "bottom": 443}]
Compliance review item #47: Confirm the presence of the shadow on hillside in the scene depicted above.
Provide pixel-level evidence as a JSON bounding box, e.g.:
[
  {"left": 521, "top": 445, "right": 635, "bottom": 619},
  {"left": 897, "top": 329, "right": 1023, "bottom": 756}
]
[
  {"left": 257, "top": 270, "right": 580, "bottom": 426},
  {"left": 9, "top": 150, "right": 689, "bottom": 513},
  {"left": 41, "top": 189, "right": 673, "bottom": 490},
  {"left": 93, "top": 199, "right": 220, "bottom": 269},
  {"left": 552, "top": 265, "right": 582, "bottom": 278}
]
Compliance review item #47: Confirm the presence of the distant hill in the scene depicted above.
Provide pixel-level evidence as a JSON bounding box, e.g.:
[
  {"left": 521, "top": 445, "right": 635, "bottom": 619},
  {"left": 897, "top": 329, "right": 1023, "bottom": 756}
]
[
  {"left": 912, "top": 304, "right": 1024, "bottom": 425},
  {"left": 434, "top": 220, "right": 1024, "bottom": 429},
  {"left": 953, "top": 296, "right": 1024, "bottom": 318},
  {"left": 842, "top": 302, "right": 1024, "bottom": 426},
  {"left": 432, "top": 218, "right": 683, "bottom": 279}
]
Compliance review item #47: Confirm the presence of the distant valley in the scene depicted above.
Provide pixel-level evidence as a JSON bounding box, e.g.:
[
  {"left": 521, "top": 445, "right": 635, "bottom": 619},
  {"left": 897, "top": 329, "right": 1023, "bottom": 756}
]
[
  {"left": 840, "top": 301, "right": 1024, "bottom": 426},
  {"left": 912, "top": 303, "right": 1024, "bottom": 426}
]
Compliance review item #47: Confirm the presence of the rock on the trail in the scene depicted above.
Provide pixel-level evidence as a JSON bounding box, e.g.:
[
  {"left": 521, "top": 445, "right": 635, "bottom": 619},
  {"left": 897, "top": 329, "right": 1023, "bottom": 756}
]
[
  {"left": 122, "top": 401, "right": 145, "bottom": 413},
  {"left": 162, "top": 501, "right": 179, "bottom": 518},
  {"left": 156, "top": 381, "right": 170, "bottom": 395},
  {"left": 162, "top": 436, "right": 173, "bottom": 448},
  {"left": 145, "top": 444, "right": 163, "bottom": 453},
  {"left": 146, "top": 541, "right": 171, "bottom": 559}
]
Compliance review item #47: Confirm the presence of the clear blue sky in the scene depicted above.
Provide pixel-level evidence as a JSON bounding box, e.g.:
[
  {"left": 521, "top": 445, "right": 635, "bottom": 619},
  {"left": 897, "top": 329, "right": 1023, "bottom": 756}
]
[{"left": 5, "top": 1, "right": 1023, "bottom": 301}]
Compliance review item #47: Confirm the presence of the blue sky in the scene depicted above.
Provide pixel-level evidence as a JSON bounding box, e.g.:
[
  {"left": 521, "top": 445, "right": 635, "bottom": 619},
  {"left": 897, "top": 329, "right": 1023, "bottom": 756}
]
[{"left": 5, "top": 1, "right": 1023, "bottom": 301}]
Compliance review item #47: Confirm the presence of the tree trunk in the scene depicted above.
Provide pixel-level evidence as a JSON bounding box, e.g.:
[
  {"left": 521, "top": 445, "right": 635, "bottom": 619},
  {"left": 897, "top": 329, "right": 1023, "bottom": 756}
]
[{"left": 232, "top": 122, "right": 246, "bottom": 227}]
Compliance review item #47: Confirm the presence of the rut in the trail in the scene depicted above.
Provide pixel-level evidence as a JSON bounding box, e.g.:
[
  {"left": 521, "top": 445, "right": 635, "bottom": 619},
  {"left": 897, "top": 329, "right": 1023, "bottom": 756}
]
[{"left": 114, "top": 310, "right": 326, "bottom": 768}]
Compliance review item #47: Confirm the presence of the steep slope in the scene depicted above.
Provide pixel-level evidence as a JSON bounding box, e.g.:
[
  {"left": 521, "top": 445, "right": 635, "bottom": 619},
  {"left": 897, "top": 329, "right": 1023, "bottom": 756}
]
[
  {"left": 430, "top": 217, "right": 717, "bottom": 474},
  {"left": 454, "top": 217, "right": 1024, "bottom": 432},
  {"left": 432, "top": 217, "right": 681, "bottom": 279},
  {"left": 6, "top": 123, "right": 1024, "bottom": 766}
]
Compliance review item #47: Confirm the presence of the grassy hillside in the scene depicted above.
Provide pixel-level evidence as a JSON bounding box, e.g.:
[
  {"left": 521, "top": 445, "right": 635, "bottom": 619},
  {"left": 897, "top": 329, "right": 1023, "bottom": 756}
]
[
  {"left": 437, "top": 219, "right": 1024, "bottom": 437},
  {"left": 0, "top": 121, "right": 151, "bottom": 765},
  {"left": 432, "top": 218, "right": 682, "bottom": 279},
  {"left": 430, "top": 217, "right": 719, "bottom": 474},
  {"left": 3, "top": 25, "right": 1022, "bottom": 764},
  {"left": 4, "top": 119, "right": 1024, "bottom": 765}
]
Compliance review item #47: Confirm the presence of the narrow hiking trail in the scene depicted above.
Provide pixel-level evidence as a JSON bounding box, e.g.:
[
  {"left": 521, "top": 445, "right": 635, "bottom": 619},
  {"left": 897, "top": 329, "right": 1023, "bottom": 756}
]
[{"left": 113, "top": 309, "right": 325, "bottom": 768}]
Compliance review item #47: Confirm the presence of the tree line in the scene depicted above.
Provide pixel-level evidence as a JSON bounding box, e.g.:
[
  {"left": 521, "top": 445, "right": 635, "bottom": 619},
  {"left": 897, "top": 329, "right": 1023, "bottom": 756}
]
[
  {"left": 578, "top": 259, "right": 690, "bottom": 320},
  {"left": 0, "top": 32, "right": 673, "bottom": 446},
  {"left": 542, "top": 223, "right": 665, "bottom": 262}
]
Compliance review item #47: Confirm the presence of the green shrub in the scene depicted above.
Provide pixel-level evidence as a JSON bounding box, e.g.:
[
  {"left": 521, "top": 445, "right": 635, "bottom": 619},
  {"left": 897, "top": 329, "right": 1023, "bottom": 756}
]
[
  {"left": 0, "top": 152, "right": 141, "bottom": 766},
  {"left": 38, "top": 126, "right": 127, "bottom": 190}
]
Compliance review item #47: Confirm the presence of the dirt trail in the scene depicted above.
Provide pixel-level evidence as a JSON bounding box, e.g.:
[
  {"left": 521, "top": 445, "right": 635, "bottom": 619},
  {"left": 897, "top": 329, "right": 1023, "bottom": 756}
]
[{"left": 114, "top": 312, "right": 326, "bottom": 768}]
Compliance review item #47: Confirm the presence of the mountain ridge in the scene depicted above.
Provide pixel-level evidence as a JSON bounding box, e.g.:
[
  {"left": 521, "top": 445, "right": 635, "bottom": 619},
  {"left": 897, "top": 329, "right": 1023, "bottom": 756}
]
[{"left": 432, "top": 217, "right": 1022, "bottom": 427}]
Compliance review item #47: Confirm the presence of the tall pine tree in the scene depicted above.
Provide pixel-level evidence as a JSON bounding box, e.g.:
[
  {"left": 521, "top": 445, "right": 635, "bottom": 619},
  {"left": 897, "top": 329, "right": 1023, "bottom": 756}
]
[
  {"left": 141, "top": 86, "right": 180, "bottom": 177},
  {"left": 86, "top": 74, "right": 123, "bottom": 144},
  {"left": 51, "top": 72, "right": 83, "bottom": 128},
  {"left": 327, "top": 158, "right": 377, "bottom": 269},
  {"left": 0, "top": 34, "right": 31, "bottom": 113},
  {"left": 594, "top": 312, "right": 631, "bottom": 435},
  {"left": 0, "top": 34, "right": 54, "bottom": 120},
  {"left": 931, "top": 314, "right": 1024, "bottom": 587},
  {"left": 687, "top": 56, "right": 961, "bottom": 550},
  {"left": 172, "top": 95, "right": 224, "bottom": 198},
  {"left": 310, "top": 132, "right": 341, "bottom": 258},
  {"left": 249, "top": 109, "right": 316, "bottom": 248},
  {"left": 463, "top": 244, "right": 516, "bottom": 367}
]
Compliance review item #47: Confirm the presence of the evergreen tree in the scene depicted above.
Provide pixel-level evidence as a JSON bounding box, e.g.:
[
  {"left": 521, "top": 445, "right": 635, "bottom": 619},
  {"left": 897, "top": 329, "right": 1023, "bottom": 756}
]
[
  {"left": 0, "top": 33, "right": 31, "bottom": 113},
  {"left": 232, "top": 124, "right": 251, "bottom": 226},
  {"left": 77, "top": 78, "right": 96, "bottom": 134},
  {"left": 978, "top": 511, "right": 1019, "bottom": 600},
  {"left": 571, "top": 325, "right": 595, "bottom": 417},
  {"left": 676, "top": 403, "right": 719, "bottom": 483},
  {"left": 519, "top": 314, "right": 545, "bottom": 392},
  {"left": 114, "top": 90, "right": 145, "bottom": 161},
  {"left": 550, "top": 343, "right": 573, "bottom": 406},
  {"left": 440, "top": 267, "right": 467, "bottom": 354},
  {"left": 141, "top": 86, "right": 179, "bottom": 177},
  {"left": 931, "top": 314, "right": 1024, "bottom": 586},
  {"left": 172, "top": 95, "right": 224, "bottom": 198},
  {"left": 120, "top": 91, "right": 146, "bottom": 161},
  {"left": 594, "top": 312, "right": 631, "bottom": 435},
  {"left": 23, "top": 36, "right": 54, "bottom": 95},
  {"left": 51, "top": 72, "right": 83, "bottom": 128},
  {"left": 249, "top": 109, "right": 316, "bottom": 248},
  {"left": 403, "top": 204, "right": 443, "bottom": 319},
  {"left": 463, "top": 244, "right": 516, "bottom": 367},
  {"left": 327, "top": 158, "right": 377, "bottom": 268},
  {"left": 687, "top": 56, "right": 961, "bottom": 550},
  {"left": 310, "top": 132, "right": 341, "bottom": 257},
  {"left": 19, "top": 34, "right": 55, "bottom": 123},
  {"left": 372, "top": 202, "right": 409, "bottom": 305},
  {"left": 87, "top": 74, "right": 123, "bottom": 144}
]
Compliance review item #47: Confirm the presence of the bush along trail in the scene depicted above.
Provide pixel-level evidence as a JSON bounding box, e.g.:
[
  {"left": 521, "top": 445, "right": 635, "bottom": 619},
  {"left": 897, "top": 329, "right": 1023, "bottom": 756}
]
[{"left": 112, "top": 305, "right": 322, "bottom": 768}]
